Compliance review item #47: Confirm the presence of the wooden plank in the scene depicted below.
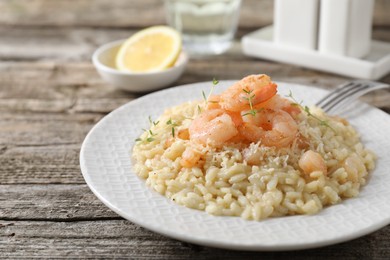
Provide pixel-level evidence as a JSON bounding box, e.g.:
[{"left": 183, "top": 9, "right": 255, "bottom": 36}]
[
  {"left": 0, "top": 144, "right": 85, "bottom": 184},
  {"left": 0, "top": 27, "right": 245, "bottom": 61},
  {"left": 0, "top": 27, "right": 134, "bottom": 61},
  {"left": 0, "top": 185, "right": 118, "bottom": 220},
  {"left": 0, "top": 61, "right": 136, "bottom": 112},
  {"left": 0, "top": 60, "right": 388, "bottom": 95},
  {"left": 1, "top": 61, "right": 389, "bottom": 112},
  {"left": 0, "top": 0, "right": 271, "bottom": 28},
  {"left": 0, "top": 0, "right": 388, "bottom": 28},
  {"left": 373, "top": 0, "right": 390, "bottom": 27},
  {"left": 0, "top": 220, "right": 389, "bottom": 258},
  {"left": 0, "top": 26, "right": 389, "bottom": 62},
  {"left": 0, "top": 112, "right": 106, "bottom": 184},
  {"left": 0, "top": 113, "right": 103, "bottom": 146},
  {"left": 0, "top": 0, "right": 166, "bottom": 28}
]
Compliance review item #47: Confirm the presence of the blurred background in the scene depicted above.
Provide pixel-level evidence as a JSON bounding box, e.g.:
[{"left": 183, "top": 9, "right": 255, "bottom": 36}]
[
  {"left": 1, "top": 0, "right": 388, "bottom": 61},
  {"left": 1, "top": 0, "right": 389, "bottom": 111}
]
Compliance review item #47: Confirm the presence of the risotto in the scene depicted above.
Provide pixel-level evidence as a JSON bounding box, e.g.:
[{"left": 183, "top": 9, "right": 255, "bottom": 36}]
[{"left": 132, "top": 75, "right": 376, "bottom": 220}]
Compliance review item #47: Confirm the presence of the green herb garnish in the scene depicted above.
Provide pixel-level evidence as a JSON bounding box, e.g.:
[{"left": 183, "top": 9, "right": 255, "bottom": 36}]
[
  {"left": 286, "top": 90, "right": 335, "bottom": 131},
  {"left": 212, "top": 78, "right": 219, "bottom": 85},
  {"left": 166, "top": 118, "right": 178, "bottom": 137},
  {"left": 241, "top": 88, "right": 262, "bottom": 117},
  {"left": 202, "top": 90, "right": 207, "bottom": 103},
  {"left": 201, "top": 77, "right": 219, "bottom": 106},
  {"left": 171, "top": 127, "right": 175, "bottom": 137},
  {"left": 148, "top": 115, "right": 159, "bottom": 126},
  {"left": 135, "top": 126, "right": 158, "bottom": 143}
]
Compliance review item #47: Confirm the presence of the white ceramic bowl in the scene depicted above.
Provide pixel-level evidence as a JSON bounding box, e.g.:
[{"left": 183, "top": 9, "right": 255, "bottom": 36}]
[{"left": 92, "top": 39, "right": 188, "bottom": 92}]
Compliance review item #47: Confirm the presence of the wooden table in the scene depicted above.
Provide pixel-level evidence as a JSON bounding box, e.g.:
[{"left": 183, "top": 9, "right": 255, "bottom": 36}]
[{"left": 1, "top": 0, "right": 389, "bottom": 258}]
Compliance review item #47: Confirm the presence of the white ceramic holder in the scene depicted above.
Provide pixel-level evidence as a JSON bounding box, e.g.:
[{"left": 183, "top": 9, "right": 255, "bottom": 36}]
[
  {"left": 319, "top": 0, "right": 374, "bottom": 58},
  {"left": 274, "top": 0, "right": 319, "bottom": 50},
  {"left": 242, "top": 26, "right": 390, "bottom": 80}
]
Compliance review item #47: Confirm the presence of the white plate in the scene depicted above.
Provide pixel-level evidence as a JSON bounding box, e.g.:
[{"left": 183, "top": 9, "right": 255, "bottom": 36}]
[{"left": 80, "top": 81, "right": 390, "bottom": 251}]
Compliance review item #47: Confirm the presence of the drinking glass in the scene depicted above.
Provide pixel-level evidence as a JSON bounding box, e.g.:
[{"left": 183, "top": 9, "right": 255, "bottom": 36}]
[{"left": 164, "top": 0, "right": 241, "bottom": 56}]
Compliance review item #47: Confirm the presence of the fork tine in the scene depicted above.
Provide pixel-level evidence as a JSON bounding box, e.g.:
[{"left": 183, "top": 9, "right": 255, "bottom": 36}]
[
  {"left": 316, "top": 82, "right": 356, "bottom": 107},
  {"left": 320, "top": 83, "right": 368, "bottom": 112},
  {"left": 316, "top": 80, "right": 390, "bottom": 114},
  {"left": 325, "top": 83, "right": 389, "bottom": 113}
]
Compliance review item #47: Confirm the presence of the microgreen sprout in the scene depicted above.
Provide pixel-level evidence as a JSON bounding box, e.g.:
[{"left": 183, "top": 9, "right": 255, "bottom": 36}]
[
  {"left": 286, "top": 90, "right": 335, "bottom": 131},
  {"left": 242, "top": 88, "right": 262, "bottom": 117},
  {"left": 212, "top": 78, "right": 219, "bottom": 85},
  {"left": 202, "top": 90, "right": 207, "bottom": 103},
  {"left": 202, "top": 77, "right": 219, "bottom": 105},
  {"left": 166, "top": 118, "right": 178, "bottom": 138},
  {"left": 146, "top": 137, "right": 155, "bottom": 142},
  {"left": 135, "top": 128, "right": 157, "bottom": 143},
  {"left": 148, "top": 115, "right": 159, "bottom": 126},
  {"left": 197, "top": 104, "right": 202, "bottom": 114}
]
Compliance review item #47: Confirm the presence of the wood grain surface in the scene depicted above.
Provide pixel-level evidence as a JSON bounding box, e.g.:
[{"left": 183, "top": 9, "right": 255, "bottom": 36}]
[{"left": 0, "top": 0, "right": 389, "bottom": 258}]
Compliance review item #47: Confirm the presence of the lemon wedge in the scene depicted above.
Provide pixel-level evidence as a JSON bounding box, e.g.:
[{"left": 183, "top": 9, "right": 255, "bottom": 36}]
[{"left": 115, "top": 26, "right": 182, "bottom": 73}]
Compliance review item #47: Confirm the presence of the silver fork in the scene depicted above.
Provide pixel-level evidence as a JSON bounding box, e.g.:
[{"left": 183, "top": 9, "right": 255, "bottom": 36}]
[{"left": 315, "top": 80, "right": 390, "bottom": 113}]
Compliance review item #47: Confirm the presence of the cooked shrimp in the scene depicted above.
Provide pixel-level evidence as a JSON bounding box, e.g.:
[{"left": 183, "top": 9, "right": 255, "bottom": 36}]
[
  {"left": 295, "top": 133, "right": 310, "bottom": 149},
  {"left": 177, "top": 128, "right": 190, "bottom": 140},
  {"left": 189, "top": 109, "right": 239, "bottom": 147},
  {"left": 260, "top": 95, "right": 301, "bottom": 116},
  {"left": 181, "top": 147, "right": 202, "bottom": 168},
  {"left": 220, "top": 74, "right": 277, "bottom": 112},
  {"left": 299, "top": 150, "right": 328, "bottom": 175},
  {"left": 206, "top": 95, "right": 221, "bottom": 110},
  {"left": 225, "top": 110, "right": 244, "bottom": 128},
  {"left": 239, "top": 109, "right": 298, "bottom": 147}
]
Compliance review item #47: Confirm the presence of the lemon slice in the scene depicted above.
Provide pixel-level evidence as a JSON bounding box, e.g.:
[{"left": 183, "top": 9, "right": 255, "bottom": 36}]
[{"left": 116, "top": 26, "right": 182, "bottom": 73}]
